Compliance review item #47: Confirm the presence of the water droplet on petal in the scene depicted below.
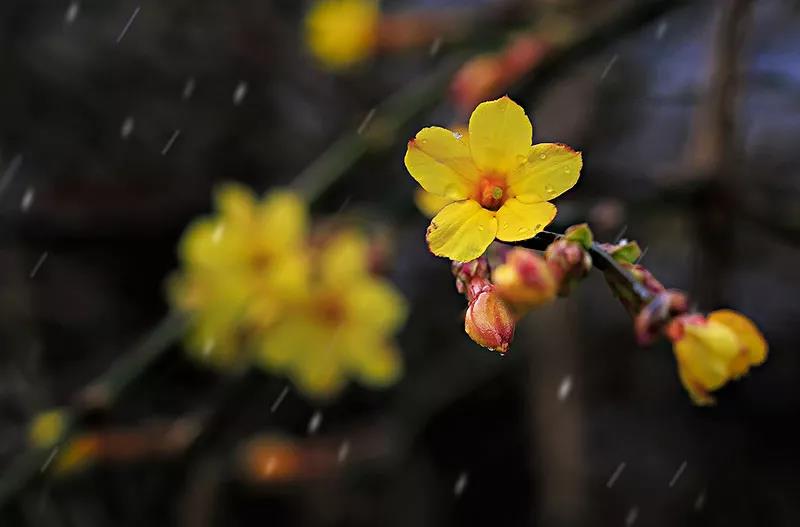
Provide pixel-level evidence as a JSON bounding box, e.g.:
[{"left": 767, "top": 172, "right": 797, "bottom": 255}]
[
  {"left": 453, "top": 131, "right": 463, "bottom": 140},
  {"left": 563, "top": 166, "right": 571, "bottom": 173},
  {"left": 539, "top": 153, "right": 547, "bottom": 160},
  {"left": 544, "top": 184, "right": 555, "bottom": 196},
  {"left": 516, "top": 154, "right": 527, "bottom": 165},
  {"left": 534, "top": 223, "right": 542, "bottom": 230},
  {"left": 517, "top": 227, "right": 527, "bottom": 233},
  {"left": 502, "top": 223, "right": 509, "bottom": 229},
  {"left": 478, "top": 225, "right": 484, "bottom": 231}
]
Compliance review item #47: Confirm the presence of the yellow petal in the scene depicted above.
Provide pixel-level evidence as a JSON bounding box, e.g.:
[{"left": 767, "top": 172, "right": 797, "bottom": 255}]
[
  {"left": 709, "top": 310, "right": 768, "bottom": 367},
  {"left": 675, "top": 321, "right": 739, "bottom": 391},
  {"left": 345, "top": 278, "right": 407, "bottom": 334},
  {"left": 509, "top": 143, "right": 582, "bottom": 203},
  {"left": 468, "top": 96, "right": 532, "bottom": 174},
  {"left": 415, "top": 189, "right": 454, "bottom": 218},
  {"left": 215, "top": 183, "right": 257, "bottom": 225},
  {"left": 320, "top": 230, "right": 370, "bottom": 285},
  {"left": 426, "top": 200, "right": 498, "bottom": 262},
  {"left": 305, "top": 0, "right": 378, "bottom": 70},
  {"left": 495, "top": 199, "right": 555, "bottom": 242},
  {"left": 677, "top": 363, "right": 715, "bottom": 406},
  {"left": 405, "top": 127, "right": 479, "bottom": 200},
  {"left": 292, "top": 349, "right": 347, "bottom": 399},
  {"left": 256, "top": 316, "right": 325, "bottom": 371},
  {"left": 343, "top": 336, "right": 403, "bottom": 388},
  {"left": 256, "top": 190, "right": 309, "bottom": 250}
]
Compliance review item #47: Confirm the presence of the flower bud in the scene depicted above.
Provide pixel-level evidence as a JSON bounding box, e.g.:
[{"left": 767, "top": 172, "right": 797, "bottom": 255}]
[
  {"left": 493, "top": 248, "right": 557, "bottom": 314},
  {"left": 452, "top": 257, "right": 489, "bottom": 295},
  {"left": 463, "top": 278, "right": 515, "bottom": 353},
  {"left": 665, "top": 310, "right": 767, "bottom": 405},
  {"left": 633, "top": 289, "right": 688, "bottom": 345},
  {"left": 544, "top": 239, "right": 591, "bottom": 296}
]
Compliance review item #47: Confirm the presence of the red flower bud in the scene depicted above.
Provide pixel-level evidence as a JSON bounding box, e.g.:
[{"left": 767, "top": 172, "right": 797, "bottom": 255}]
[
  {"left": 463, "top": 278, "right": 515, "bottom": 353},
  {"left": 493, "top": 248, "right": 557, "bottom": 313},
  {"left": 544, "top": 239, "right": 591, "bottom": 295},
  {"left": 633, "top": 290, "right": 689, "bottom": 346},
  {"left": 452, "top": 257, "right": 489, "bottom": 295}
]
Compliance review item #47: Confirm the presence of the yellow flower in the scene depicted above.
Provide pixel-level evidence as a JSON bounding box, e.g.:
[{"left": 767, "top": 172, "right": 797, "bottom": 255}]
[
  {"left": 28, "top": 409, "right": 68, "bottom": 449},
  {"left": 305, "top": 0, "right": 379, "bottom": 70},
  {"left": 668, "top": 310, "right": 768, "bottom": 405},
  {"left": 256, "top": 230, "right": 406, "bottom": 398},
  {"left": 168, "top": 184, "right": 310, "bottom": 369},
  {"left": 404, "top": 96, "right": 582, "bottom": 262}
]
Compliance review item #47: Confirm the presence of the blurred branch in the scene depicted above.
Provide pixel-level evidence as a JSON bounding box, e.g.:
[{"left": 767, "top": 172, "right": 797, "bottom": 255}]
[{"left": 0, "top": 311, "right": 185, "bottom": 509}]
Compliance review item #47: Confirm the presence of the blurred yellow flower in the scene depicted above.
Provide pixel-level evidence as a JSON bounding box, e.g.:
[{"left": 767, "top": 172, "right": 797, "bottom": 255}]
[
  {"left": 305, "top": 0, "right": 379, "bottom": 70},
  {"left": 28, "top": 409, "right": 67, "bottom": 449},
  {"left": 667, "top": 310, "right": 768, "bottom": 405},
  {"left": 257, "top": 230, "right": 406, "bottom": 398},
  {"left": 405, "top": 96, "right": 582, "bottom": 262},
  {"left": 169, "top": 183, "right": 406, "bottom": 399},
  {"left": 168, "top": 184, "right": 310, "bottom": 370}
]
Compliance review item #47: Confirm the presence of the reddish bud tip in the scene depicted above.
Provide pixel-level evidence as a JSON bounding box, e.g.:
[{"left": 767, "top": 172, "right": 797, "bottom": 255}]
[{"left": 464, "top": 279, "right": 515, "bottom": 353}]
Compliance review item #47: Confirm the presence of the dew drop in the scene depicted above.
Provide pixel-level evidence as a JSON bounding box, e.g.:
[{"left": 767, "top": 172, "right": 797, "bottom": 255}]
[
  {"left": 478, "top": 225, "right": 484, "bottom": 231},
  {"left": 516, "top": 154, "right": 527, "bottom": 165},
  {"left": 517, "top": 227, "right": 527, "bottom": 233},
  {"left": 452, "top": 131, "right": 463, "bottom": 140},
  {"left": 544, "top": 184, "right": 555, "bottom": 196},
  {"left": 534, "top": 223, "right": 542, "bottom": 230},
  {"left": 539, "top": 153, "right": 547, "bottom": 160},
  {"left": 563, "top": 166, "right": 571, "bottom": 173},
  {"left": 502, "top": 223, "right": 509, "bottom": 229}
]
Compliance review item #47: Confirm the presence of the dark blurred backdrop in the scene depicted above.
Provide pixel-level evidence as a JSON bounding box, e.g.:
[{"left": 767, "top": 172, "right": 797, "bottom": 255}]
[{"left": 2, "top": 0, "right": 800, "bottom": 526}]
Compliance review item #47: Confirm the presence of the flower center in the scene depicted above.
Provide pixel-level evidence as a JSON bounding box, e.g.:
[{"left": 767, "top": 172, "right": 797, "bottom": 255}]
[{"left": 476, "top": 176, "right": 507, "bottom": 211}]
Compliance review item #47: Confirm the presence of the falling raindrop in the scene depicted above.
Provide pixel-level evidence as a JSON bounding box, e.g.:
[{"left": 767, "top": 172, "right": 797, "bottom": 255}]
[
  {"left": 64, "top": 2, "right": 80, "bottom": 24},
  {"left": 606, "top": 462, "right": 626, "bottom": 488},
  {"left": 601, "top": 54, "right": 619, "bottom": 80},
  {"left": 233, "top": 81, "right": 248, "bottom": 105},
  {"left": 357, "top": 108, "right": 376, "bottom": 135},
  {"left": 655, "top": 21, "right": 669, "bottom": 40},
  {"left": 270, "top": 386, "right": 289, "bottom": 413},
  {"left": 20, "top": 187, "right": 35, "bottom": 211},
  {"left": 557, "top": 375, "right": 572, "bottom": 401},
  {"left": 161, "top": 129, "right": 181, "bottom": 155},
  {"left": 182, "top": 77, "right": 196, "bottom": 100},
  {"left": 29, "top": 252, "right": 48, "bottom": 278},
  {"left": 694, "top": 490, "right": 706, "bottom": 511},
  {"left": 429, "top": 36, "right": 443, "bottom": 56},
  {"left": 116, "top": 6, "right": 141, "bottom": 44},
  {"left": 307, "top": 411, "right": 323, "bottom": 435},
  {"left": 211, "top": 224, "right": 225, "bottom": 244},
  {"left": 668, "top": 460, "right": 687, "bottom": 487},
  {"left": 337, "top": 441, "right": 350, "bottom": 463},
  {"left": 120, "top": 116, "right": 135, "bottom": 139},
  {"left": 453, "top": 471, "right": 469, "bottom": 496},
  {"left": 625, "top": 506, "right": 639, "bottom": 526}
]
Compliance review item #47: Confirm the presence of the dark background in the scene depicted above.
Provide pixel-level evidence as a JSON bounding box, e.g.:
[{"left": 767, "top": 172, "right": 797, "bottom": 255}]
[{"left": 1, "top": 0, "right": 799, "bottom": 525}]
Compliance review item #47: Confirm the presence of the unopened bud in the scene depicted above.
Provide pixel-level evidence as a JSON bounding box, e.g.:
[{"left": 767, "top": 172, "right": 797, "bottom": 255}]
[
  {"left": 493, "top": 248, "right": 557, "bottom": 313},
  {"left": 545, "top": 239, "right": 591, "bottom": 296},
  {"left": 452, "top": 257, "right": 489, "bottom": 295},
  {"left": 464, "top": 278, "right": 515, "bottom": 353},
  {"left": 634, "top": 290, "right": 689, "bottom": 346}
]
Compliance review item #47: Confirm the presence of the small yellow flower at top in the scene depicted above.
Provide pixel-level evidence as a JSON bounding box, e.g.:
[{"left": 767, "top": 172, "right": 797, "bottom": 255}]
[
  {"left": 405, "top": 96, "right": 582, "bottom": 262},
  {"left": 666, "top": 310, "right": 768, "bottom": 405},
  {"left": 305, "top": 0, "right": 379, "bottom": 70},
  {"left": 256, "top": 229, "right": 406, "bottom": 398},
  {"left": 168, "top": 184, "right": 310, "bottom": 370}
]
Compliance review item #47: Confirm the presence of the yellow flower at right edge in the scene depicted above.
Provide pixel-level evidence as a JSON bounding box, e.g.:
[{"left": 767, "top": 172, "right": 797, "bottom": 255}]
[
  {"left": 257, "top": 229, "right": 406, "bottom": 399},
  {"left": 405, "top": 96, "right": 582, "bottom": 262},
  {"left": 305, "top": 0, "right": 379, "bottom": 70},
  {"left": 667, "top": 310, "right": 768, "bottom": 405}
]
